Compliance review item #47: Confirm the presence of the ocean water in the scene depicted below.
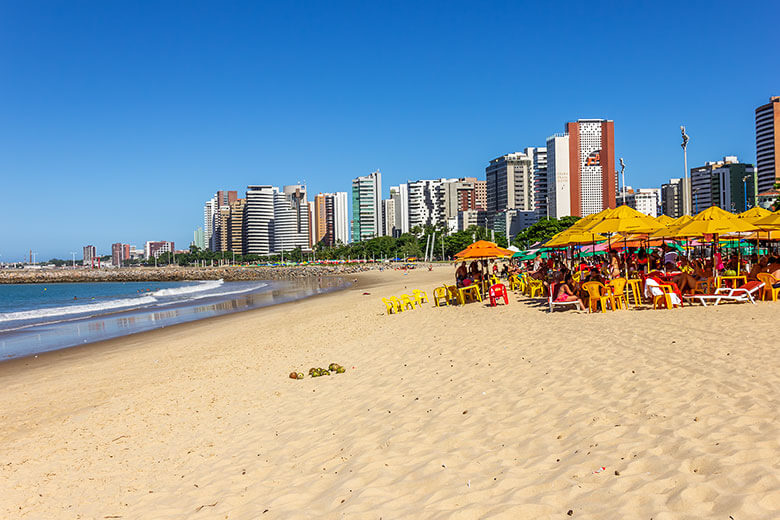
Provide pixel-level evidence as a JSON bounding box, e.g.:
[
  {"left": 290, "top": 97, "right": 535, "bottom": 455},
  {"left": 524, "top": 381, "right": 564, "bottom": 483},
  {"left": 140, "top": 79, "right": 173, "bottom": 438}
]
[{"left": 0, "top": 278, "right": 347, "bottom": 361}]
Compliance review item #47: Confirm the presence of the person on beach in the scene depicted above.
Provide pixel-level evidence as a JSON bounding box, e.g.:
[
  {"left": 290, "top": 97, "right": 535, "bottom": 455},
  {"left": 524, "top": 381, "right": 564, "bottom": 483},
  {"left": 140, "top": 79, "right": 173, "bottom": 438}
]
[
  {"left": 455, "top": 262, "right": 468, "bottom": 286},
  {"left": 553, "top": 273, "right": 586, "bottom": 310}
]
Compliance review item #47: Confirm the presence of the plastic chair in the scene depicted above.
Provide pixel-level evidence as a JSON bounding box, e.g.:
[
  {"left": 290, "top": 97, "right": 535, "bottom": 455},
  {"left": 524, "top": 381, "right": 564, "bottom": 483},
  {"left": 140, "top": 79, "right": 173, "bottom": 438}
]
[
  {"left": 445, "top": 285, "right": 460, "bottom": 305},
  {"left": 528, "top": 278, "right": 545, "bottom": 298},
  {"left": 381, "top": 298, "right": 398, "bottom": 315},
  {"left": 432, "top": 286, "right": 449, "bottom": 307},
  {"left": 625, "top": 278, "right": 643, "bottom": 306},
  {"left": 400, "top": 294, "right": 419, "bottom": 310},
  {"left": 490, "top": 275, "right": 500, "bottom": 286},
  {"left": 757, "top": 273, "right": 780, "bottom": 301},
  {"left": 608, "top": 278, "right": 629, "bottom": 310},
  {"left": 488, "top": 284, "right": 509, "bottom": 306},
  {"left": 582, "top": 281, "right": 615, "bottom": 313},
  {"left": 509, "top": 274, "right": 522, "bottom": 291},
  {"left": 389, "top": 296, "right": 404, "bottom": 313},
  {"left": 652, "top": 285, "right": 678, "bottom": 309},
  {"left": 412, "top": 289, "right": 428, "bottom": 306},
  {"left": 572, "top": 270, "right": 582, "bottom": 283}
]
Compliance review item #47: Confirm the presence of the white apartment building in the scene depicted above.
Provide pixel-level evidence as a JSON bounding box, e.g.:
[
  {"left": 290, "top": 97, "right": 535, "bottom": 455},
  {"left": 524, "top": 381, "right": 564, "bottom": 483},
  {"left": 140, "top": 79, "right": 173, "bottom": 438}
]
[
  {"left": 525, "top": 147, "right": 548, "bottom": 220},
  {"left": 546, "top": 134, "right": 571, "bottom": 218},
  {"left": 244, "top": 185, "right": 276, "bottom": 255},
  {"left": 623, "top": 188, "right": 661, "bottom": 217},
  {"left": 383, "top": 199, "right": 396, "bottom": 237},
  {"left": 389, "top": 185, "right": 409, "bottom": 236}
]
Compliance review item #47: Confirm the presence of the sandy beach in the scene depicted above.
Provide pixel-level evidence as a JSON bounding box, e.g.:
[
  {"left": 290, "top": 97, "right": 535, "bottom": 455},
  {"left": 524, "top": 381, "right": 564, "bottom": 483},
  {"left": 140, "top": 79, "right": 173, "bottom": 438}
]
[{"left": 1, "top": 265, "right": 778, "bottom": 519}]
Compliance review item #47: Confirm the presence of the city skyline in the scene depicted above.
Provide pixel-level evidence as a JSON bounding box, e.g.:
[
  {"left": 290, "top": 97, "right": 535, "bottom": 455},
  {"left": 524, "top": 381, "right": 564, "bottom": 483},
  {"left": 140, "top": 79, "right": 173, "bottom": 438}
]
[{"left": 2, "top": 2, "right": 779, "bottom": 259}]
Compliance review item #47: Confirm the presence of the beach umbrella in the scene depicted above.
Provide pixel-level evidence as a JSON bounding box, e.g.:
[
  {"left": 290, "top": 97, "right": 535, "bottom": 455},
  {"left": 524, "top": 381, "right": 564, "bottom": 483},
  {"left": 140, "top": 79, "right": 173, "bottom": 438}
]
[
  {"left": 673, "top": 206, "right": 758, "bottom": 237},
  {"left": 655, "top": 214, "right": 675, "bottom": 226},
  {"left": 585, "top": 205, "right": 663, "bottom": 235},
  {"left": 738, "top": 206, "right": 772, "bottom": 223},
  {"left": 545, "top": 228, "right": 607, "bottom": 247},
  {"left": 673, "top": 206, "right": 759, "bottom": 275},
  {"left": 454, "top": 240, "right": 513, "bottom": 260}
]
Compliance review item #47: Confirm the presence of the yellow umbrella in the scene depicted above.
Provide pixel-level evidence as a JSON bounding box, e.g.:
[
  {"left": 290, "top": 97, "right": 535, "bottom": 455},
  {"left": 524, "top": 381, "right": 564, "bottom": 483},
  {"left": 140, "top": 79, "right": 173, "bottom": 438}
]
[
  {"left": 750, "top": 210, "right": 780, "bottom": 241},
  {"left": 655, "top": 214, "right": 675, "bottom": 226},
  {"left": 567, "top": 207, "right": 615, "bottom": 232},
  {"left": 586, "top": 205, "right": 663, "bottom": 235},
  {"left": 650, "top": 214, "right": 692, "bottom": 238},
  {"left": 738, "top": 206, "right": 772, "bottom": 224},
  {"left": 546, "top": 228, "right": 607, "bottom": 247},
  {"left": 673, "top": 206, "right": 758, "bottom": 237}
]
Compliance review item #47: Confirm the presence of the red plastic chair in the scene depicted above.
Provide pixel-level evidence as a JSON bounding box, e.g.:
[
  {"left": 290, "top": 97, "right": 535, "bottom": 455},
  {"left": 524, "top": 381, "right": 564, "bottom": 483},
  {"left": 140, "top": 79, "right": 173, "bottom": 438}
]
[{"left": 488, "top": 284, "right": 509, "bottom": 306}]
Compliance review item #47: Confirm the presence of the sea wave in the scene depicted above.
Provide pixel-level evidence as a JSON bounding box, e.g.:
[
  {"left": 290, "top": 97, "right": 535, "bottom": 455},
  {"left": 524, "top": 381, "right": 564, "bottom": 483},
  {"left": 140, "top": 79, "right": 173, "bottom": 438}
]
[
  {"left": 150, "top": 279, "right": 224, "bottom": 298},
  {"left": 0, "top": 296, "right": 158, "bottom": 323}
]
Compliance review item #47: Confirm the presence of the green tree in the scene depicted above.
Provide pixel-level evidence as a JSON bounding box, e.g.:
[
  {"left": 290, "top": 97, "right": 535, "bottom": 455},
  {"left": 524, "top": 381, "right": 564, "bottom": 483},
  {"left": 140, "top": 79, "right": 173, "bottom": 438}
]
[{"left": 511, "top": 217, "right": 580, "bottom": 250}]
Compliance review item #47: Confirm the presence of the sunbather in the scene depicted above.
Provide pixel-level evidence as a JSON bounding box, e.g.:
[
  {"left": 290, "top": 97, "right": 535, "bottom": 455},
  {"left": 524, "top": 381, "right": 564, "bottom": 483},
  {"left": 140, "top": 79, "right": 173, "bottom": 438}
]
[{"left": 553, "top": 273, "right": 586, "bottom": 311}]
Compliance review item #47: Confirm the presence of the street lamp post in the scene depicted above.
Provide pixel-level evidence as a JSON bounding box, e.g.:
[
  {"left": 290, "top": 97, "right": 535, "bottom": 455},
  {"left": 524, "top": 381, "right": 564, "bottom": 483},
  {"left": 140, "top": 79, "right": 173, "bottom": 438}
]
[
  {"left": 742, "top": 175, "right": 750, "bottom": 211},
  {"left": 681, "top": 126, "right": 690, "bottom": 215},
  {"left": 619, "top": 158, "right": 626, "bottom": 206}
]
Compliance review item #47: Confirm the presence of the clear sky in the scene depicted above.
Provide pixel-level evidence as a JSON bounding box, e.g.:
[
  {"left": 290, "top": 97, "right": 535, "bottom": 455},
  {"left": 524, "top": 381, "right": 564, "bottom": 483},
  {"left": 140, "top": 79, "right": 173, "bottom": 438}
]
[{"left": 1, "top": 1, "right": 777, "bottom": 260}]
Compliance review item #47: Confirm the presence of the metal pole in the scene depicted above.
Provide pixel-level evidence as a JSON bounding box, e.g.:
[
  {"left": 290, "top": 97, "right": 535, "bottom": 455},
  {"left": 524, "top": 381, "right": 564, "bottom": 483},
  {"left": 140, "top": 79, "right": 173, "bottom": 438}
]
[{"left": 681, "top": 126, "right": 690, "bottom": 215}]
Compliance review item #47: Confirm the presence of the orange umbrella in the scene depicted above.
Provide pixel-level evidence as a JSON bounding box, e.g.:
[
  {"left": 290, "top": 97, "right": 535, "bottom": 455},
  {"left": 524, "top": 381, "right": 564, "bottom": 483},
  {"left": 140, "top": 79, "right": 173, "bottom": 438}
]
[{"left": 454, "top": 240, "right": 513, "bottom": 259}]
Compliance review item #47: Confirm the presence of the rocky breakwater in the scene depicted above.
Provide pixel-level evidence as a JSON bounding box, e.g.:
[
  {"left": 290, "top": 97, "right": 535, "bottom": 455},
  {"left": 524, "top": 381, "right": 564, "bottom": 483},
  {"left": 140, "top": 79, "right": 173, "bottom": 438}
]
[{"left": 0, "top": 265, "right": 375, "bottom": 284}]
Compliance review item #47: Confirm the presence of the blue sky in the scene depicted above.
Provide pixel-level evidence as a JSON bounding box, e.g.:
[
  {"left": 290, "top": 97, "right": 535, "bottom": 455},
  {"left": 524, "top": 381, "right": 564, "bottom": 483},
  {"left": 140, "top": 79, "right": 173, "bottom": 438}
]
[{"left": 1, "top": 1, "right": 777, "bottom": 260}]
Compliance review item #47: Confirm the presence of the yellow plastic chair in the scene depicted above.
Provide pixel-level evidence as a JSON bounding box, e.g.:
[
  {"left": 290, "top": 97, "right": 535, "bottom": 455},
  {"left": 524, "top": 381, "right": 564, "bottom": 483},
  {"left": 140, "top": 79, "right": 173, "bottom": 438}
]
[
  {"left": 381, "top": 298, "right": 397, "bottom": 315},
  {"left": 445, "top": 284, "right": 460, "bottom": 305},
  {"left": 608, "top": 278, "right": 629, "bottom": 310},
  {"left": 490, "top": 275, "right": 500, "bottom": 286},
  {"left": 528, "top": 278, "right": 545, "bottom": 298},
  {"left": 412, "top": 289, "right": 428, "bottom": 305},
  {"left": 582, "top": 281, "right": 615, "bottom": 313},
  {"left": 389, "top": 296, "right": 405, "bottom": 312},
  {"left": 757, "top": 273, "right": 780, "bottom": 301},
  {"left": 652, "top": 285, "right": 678, "bottom": 309},
  {"left": 572, "top": 270, "right": 582, "bottom": 283},
  {"left": 432, "top": 286, "right": 449, "bottom": 307},
  {"left": 400, "top": 294, "right": 418, "bottom": 310},
  {"left": 508, "top": 274, "right": 521, "bottom": 291},
  {"left": 625, "top": 278, "right": 643, "bottom": 306}
]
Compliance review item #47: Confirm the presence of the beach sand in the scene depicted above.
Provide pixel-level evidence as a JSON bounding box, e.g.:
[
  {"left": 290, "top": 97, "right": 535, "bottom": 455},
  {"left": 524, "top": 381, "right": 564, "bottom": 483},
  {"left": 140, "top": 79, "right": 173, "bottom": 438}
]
[{"left": 1, "top": 265, "right": 778, "bottom": 519}]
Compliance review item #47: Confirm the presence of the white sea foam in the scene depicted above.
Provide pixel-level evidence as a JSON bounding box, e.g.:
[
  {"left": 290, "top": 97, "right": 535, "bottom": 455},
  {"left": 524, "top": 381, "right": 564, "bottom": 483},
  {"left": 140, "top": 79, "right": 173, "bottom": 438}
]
[
  {"left": 150, "top": 279, "right": 224, "bottom": 298},
  {"left": 0, "top": 296, "right": 158, "bottom": 323}
]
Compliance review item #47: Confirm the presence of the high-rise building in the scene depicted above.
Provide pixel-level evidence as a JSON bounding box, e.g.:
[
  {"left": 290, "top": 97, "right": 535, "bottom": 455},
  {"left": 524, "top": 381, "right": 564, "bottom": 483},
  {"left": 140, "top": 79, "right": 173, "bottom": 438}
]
[
  {"left": 244, "top": 185, "right": 276, "bottom": 255},
  {"left": 228, "top": 199, "right": 246, "bottom": 254},
  {"left": 215, "top": 206, "right": 231, "bottom": 252},
  {"left": 243, "top": 185, "right": 311, "bottom": 255},
  {"left": 661, "top": 178, "right": 686, "bottom": 218},
  {"left": 83, "top": 245, "right": 96, "bottom": 266},
  {"left": 274, "top": 186, "right": 310, "bottom": 252},
  {"left": 566, "top": 119, "right": 616, "bottom": 216},
  {"left": 486, "top": 152, "right": 535, "bottom": 216},
  {"left": 474, "top": 181, "right": 487, "bottom": 210},
  {"left": 755, "top": 96, "right": 780, "bottom": 193},
  {"left": 546, "top": 134, "right": 571, "bottom": 218},
  {"left": 442, "top": 177, "right": 481, "bottom": 222},
  {"left": 383, "top": 199, "right": 396, "bottom": 237},
  {"left": 525, "top": 147, "right": 548, "bottom": 220},
  {"left": 193, "top": 227, "right": 205, "bottom": 250},
  {"left": 111, "top": 243, "right": 124, "bottom": 267},
  {"left": 351, "top": 170, "right": 383, "bottom": 242},
  {"left": 408, "top": 179, "right": 454, "bottom": 230},
  {"left": 310, "top": 192, "right": 349, "bottom": 246},
  {"left": 204, "top": 190, "right": 238, "bottom": 251},
  {"left": 690, "top": 156, "right": 757, "bottom": 213},
  {"left": 123, "top": 244, "right": 130, "bottom": 261},
  {"left": 389, "top": 185, "right": 409, "bottom": 235}
]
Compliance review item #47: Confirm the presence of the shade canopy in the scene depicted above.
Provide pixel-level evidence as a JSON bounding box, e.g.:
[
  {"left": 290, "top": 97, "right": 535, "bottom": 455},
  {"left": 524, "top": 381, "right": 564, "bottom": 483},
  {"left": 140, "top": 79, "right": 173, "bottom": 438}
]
[
  {"left": 738, "top": 206, "right": 772, "bottom": 223},
  {"left": 545, "top": 228, "right": 607, "bottom": 247},
  {"left": 651, "top": 214, "right": 693, "bottom": 238},
  {"left": 454, "top": 240, "right": 513, "bottom": 260},
  {"left": 655, "top": 214, "right": 675, "bottom": 225},
  {"left": 673, "top": 206, "right": 758, "bottom": 237},
  {"left": 585, "top": 205, "right": 663, "bottom": 235},
  {"left": 752, "top": 210, "right": 780, "bottom": 230}
]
